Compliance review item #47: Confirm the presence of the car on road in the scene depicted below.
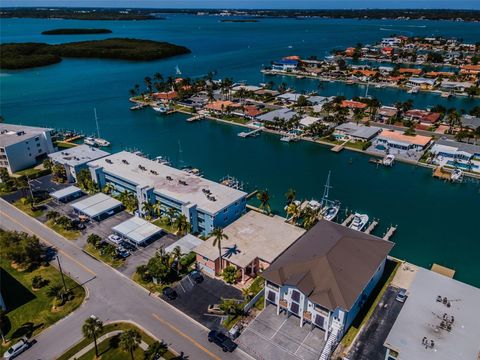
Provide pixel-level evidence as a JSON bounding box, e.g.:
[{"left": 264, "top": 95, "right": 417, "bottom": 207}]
[
  {"left": 396, "top": 289, "right": 407, "bottom": 303},
  {"left": 107, "top": 234, "right": 122, "bottom": 245},
  {"left": 208, "top": 330, "right": 237, "bottom": 352},
  {"left": 162, "top": 287, "right": 177, "bottom": 300},
  {"left": 189, "top": 270, "right": 204, "bottom": 284},
  {"left": 207, "top": 304, "right": 225, "bottom": 315},
  {"left": 3, "top": 338, "right": 30, "bottom": 359}
]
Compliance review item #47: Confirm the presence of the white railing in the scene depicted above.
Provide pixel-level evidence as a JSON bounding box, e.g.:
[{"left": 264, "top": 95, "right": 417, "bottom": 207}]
[{"left": 319, "top": 321, "right": 342, "bottom": 360}]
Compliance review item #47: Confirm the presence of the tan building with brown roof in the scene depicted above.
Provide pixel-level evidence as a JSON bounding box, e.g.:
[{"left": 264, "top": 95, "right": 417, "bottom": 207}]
[{"left": 262, "top": 220, "right": 393, "bottom": 339}]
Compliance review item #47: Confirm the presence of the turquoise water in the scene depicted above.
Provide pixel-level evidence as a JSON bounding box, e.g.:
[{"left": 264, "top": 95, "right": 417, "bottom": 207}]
[{"left": 1, "top": 16, "right": 480, "bottom": 286}]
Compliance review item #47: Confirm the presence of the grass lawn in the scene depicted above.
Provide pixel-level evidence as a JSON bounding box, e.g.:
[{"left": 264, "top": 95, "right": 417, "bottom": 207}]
[
  {"left": 84, "top": 244, "right": 124, "bottom": 268},
  {"left": 13, "top": 199, "right": 45, "bottom": 218},
  {"left": 221, "top": 115, "right": 249, "bottom": 124},
  {"left": 152, "top": 218, "right": 177, "bottom": 234},
  {"left": 46, "top": 220, "right": 80, "bottom": 240},
  {"left": 54, "top": 141, "right": 79, "bottom": 149},
  {"left": 131, "top": 272, "right": 164, "bottom": 293},
  {"left": 13, "top": 167, "right": 50, "bottom": 179},
  {"left": 58, "top": 322, "right": 177, "bottom": 360},
  {"left": 0, "top": 259, "right": 85, "bottom": 353}
]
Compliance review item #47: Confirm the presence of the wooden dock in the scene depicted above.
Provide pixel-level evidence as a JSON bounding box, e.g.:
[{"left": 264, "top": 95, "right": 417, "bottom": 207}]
[
  {"left": 342, "top": 214, "right": 355, "bottom": 226},
  {"left": 432, "top": 166, "right": 451, "bottom": 180},
  {"left": 431, "top": 263, "right": 455, "bottom": 278},
  {"left": 187, "top": 114, "right": 204, "bottom": 122},
  {"left": 64, "top": 134, "right": 84, "bottom": 143},
  {"left": 331, "top": 140, "right": 349, "bottom": 153},
  {"left": 364, "top": 220, "right": 378, "bottom": 234},
  {"left": 246, "top": 190, "right": 258, "bottom": 200},
  {"left": 238, "top": 128, "right": 262, "bottom": 138},
  {"left": 383, "top": 226, "right": 397, "bottom": 241}
]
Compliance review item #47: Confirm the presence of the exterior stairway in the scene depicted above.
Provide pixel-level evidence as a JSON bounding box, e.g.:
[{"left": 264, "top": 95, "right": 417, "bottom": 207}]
[{"left": 319, "top": 320, "right": 342, "bottom": 360}]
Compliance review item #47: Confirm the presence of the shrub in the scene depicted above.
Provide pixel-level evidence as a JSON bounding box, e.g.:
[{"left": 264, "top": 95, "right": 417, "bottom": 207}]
[
  {"left": 222, "top": 265, "right": 238, "bottom": 284},
  {"left": 31, "top": 275, "right": 49, "bottom": 289}
]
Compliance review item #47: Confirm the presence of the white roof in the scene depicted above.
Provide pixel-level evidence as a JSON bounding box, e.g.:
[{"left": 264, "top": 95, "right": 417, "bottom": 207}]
[
  {"left": 112, "top": 216, "right": 162, "bottom": 244},
  {"left": 165, "top": 234, "right": 203, "bottom": 254},
  {"left": 300, "top": 116, "right": 321, "bottom": 127},
  {"left": 384, "top": 268, "right": 480, "bottom": 360},
  {"left": 88, "top": 151, "right": 246, "bottom": 215},
  {"left": 50, "top": 186, "right": 83, "bottom": 200},
  {"left": 0, "top": 123, "right": 52, "bottom": 147},
  {"left": 71, "top": 193, "right": 122, "bottom": 218},
  {"left": 232, "top": 85, "right": 262, "bottom": 92},
  {"left": 49, "top": 145, "right": 109, "bottom": 167}
]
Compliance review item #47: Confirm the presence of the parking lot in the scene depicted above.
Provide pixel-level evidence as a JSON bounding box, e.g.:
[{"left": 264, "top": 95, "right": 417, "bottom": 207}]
[
  {"left": 162, "top": 275, "right": 242, "bottom": 330},
  {"left": 346, "top": 285, "right": 405, "bottom": 360},
  {"left": 238, "top": 304, "right": 326, "bottom": 360}
]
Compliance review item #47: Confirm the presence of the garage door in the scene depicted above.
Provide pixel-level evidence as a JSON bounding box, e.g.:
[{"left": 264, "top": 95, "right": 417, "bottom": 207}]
[{"left": 198, "top": 263, "right": 214, "bottom": 277}]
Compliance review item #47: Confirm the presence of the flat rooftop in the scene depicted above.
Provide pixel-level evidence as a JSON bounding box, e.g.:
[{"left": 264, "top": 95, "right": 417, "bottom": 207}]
[
  {"left": 0, "top": 123, "right": 52, "bottom": 147},
  {"left": 377, "top": 129, "right": 432, "bottom": 147},
  {"left": 71, "top": 193, "right": 122, "bottom": 218},
  {"left": 89, "top": 151, "right": 247, "bottom": 215},
  {"left": 50, "top": 185, "right": 83, "bottom": 200},
  {"left": 112, "top": 216, "right": 162, "bottom": 244},
  {"left": 336, "top": 122, "right": 381, "bottom": 139},
  {"left": 49, "top": 145, "right": 109, "bottom": 167},
  {"left": 384, "top": 267, "right": 480, "bottom": 360},
  {"left": 165, "top": 234, "right": 203, "bottom": 255},
  {"left": 194, "top": 210, "right": 305, "bottom": 268}
]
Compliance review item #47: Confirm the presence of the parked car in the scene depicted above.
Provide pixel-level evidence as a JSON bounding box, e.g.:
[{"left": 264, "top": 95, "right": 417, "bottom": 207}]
[
  {"left": 162, "top": 287, "right": 177, "bottom": 300},
  {"left": 207, "top": 304, "right": 225, "bottom": 315},
  {"left": 116, "top": 248, "right": 131, "bottom": 259},
  {"left": 228, "top": 323, "right": 243, "bottom": 340},
  {"left": 107, "top": 234, "right": 122, "bottom": 245},
  {"left": 208, "top": 330, "right": 237, "bottom": 352},
  {"left": 189, "top": 270, "right": 204, "bottom": 284},
  {"left": 3, "top": 338, "right": 30, "bottom": 359},
  {"left": 396, "top": 289, "right": 407, "bottom": 303},
  {"left": 120, "top": 241, "right": 137, "bottom": 252}
]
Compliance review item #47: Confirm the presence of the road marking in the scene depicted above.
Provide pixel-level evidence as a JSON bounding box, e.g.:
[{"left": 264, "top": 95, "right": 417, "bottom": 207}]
[
  {"left": 0, "top": 206, "right": 96, "bottom": 276},
  {"left": 151, "top": 313, "right": 221, "bottom": 360}
]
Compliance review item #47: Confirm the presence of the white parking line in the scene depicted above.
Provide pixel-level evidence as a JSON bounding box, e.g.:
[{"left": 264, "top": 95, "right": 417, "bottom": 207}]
[
  {"left": 271, "top": 317, "right": 288, "bottom": 339},
  {"left": 244, "top": 327, "right": 302, "bottom": 360}
]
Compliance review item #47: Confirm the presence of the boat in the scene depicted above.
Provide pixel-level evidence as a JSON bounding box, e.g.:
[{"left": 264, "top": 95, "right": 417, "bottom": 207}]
[
  {"left": 280, "top": 136, "right": 294, "bottom": 142},
  {"left": 450, "top": 169, "right": 463, "bottom": 182},
  {"left": 220, "top": 175, "right": 245, "bottom": 190},
  {"left": 296, "top": 75, "right": 305, "bottom": 79},
  {"left": 175, "top": 65, "right": 182, "bottom": 75},
  {"left": 152, "top": 105, "right": 168, "bottom": 113},
  {"left": 441, "top": 91, "right": 453, "bottom": 98},
  {"left": 320, "top": 171, "right": 341, "bottom": 222},
  {"left": 382, "top": 154, "right": 395, "bottom": 167},
  {"left": 84, "top": 137, "right": 96, "bottom": 146},
  {"left": 307, "top": 199, "right": 321, "bottom": 211},
  {"left": 408, "top": 86, "right": 419, "bottom": 94},
  {"left": 154, "top": 156, "right": 170, "bottom": 165},
  {"left": 130, "top": 104, "right": 146, "bottom": 111},
  {"left": 94, "top": 138, "right": 110, "bottom": 147},
  {"left": 349, "top": 213, "right": 369, "bottom": 231}
]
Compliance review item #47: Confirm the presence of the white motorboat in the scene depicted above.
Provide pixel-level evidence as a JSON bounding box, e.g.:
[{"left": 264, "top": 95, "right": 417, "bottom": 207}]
[
  {"left": 154, "top": 156, "right": 170, "bottom": 165},
  {"left": 322, "top": 201, "right": 340, "bottom": 221},
  {"left": 307, "top": 199, "right": 322, "bottom": 211},
  {"left": 450, "top": 169, "right": 463, "bottom": 182},
  {"left": 407, "top": 86, "right": 419, "bottom": 94},
  {"left": 84, "top": 137, "right": 96, "bottom": 146},
  {"left": 152, "top": 105, "right": 168, "bottom": 113},
  {"left": 382, "top": 154, "right": 395, "bottom": 167},
  {"left": 349, "top": 213, "right": 369, "bottom": 231},
  {"left": 94, "top": 138, "right": 110, "bottom": 147}
]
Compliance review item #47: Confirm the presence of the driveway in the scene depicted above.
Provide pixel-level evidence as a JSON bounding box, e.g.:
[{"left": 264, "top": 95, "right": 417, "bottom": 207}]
[
  {"left": 238, "top": 304, "right": 326, "bottom": 360},
  {"left": 347, "top": 285, "right": 405, "bottom": 360},
  {"left": 164, "top": 275, "right": 243, "bottom": 330}
]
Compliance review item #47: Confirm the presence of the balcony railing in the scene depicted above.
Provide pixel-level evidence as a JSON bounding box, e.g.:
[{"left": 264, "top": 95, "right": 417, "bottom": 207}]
[
  {"left": 279, "top": 299, "right": 288, "bottom": 308},
  {"left": 303, "top": 311, "right": 312, "bottom": 321}
]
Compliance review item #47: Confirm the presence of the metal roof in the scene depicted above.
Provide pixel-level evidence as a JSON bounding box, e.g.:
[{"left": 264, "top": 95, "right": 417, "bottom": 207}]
[
  {"left": 50, "top": 186, "right": 83, "bottom": 200},
  {"left": 71, "top": 193, "right": 122, "bottom": 218},
  {"left": 165, "top": 234, "right": 203, "bottom": 254},
  {"left": 112, "top": 216, "right": 162, "bottom": 244}
]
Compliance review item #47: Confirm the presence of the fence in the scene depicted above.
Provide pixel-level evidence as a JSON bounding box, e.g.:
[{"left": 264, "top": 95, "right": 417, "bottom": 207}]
[{"left": 243, "top": 288, "right": 265, "bottom": 313}]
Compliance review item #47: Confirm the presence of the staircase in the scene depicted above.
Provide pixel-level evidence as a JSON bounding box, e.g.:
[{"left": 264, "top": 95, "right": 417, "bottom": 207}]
[{"left": 319, "top": 321, "right": 342, "bottom": 360}]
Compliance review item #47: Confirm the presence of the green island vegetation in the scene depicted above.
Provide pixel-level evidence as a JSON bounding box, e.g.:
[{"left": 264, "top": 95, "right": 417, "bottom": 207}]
[
  {"left": 221, "top": 19, "right": 259, "bottom": 23},
  {"left": 0, "top": 8, "right": 159, "bottom": 20},
  {"left": 57, "top": 320, "right": 177, "bottom": 360},
  {"left": 0, "top": 38, "right": 191, "bottom": 70},
  {"left": 42, "top": 28, "right": 112, "bottom": 35},
  {"left": 0, "top": 229, "right": 85, "bottom": 352}
]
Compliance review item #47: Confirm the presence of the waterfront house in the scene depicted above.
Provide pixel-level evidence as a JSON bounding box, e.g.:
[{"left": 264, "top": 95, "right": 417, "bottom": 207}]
[
  {"left": 399, "top": 68, "right": 423, "bottom": 76},
  {"left": 404, "top": 110, "right": 441, "bottom": 126},
  {"left": 254, "top": 88, "right": 280, "bottom": 98},
  {"left": 153, "top": 91, "right": 178, "bottom": 101},
  {"left": 407, "top": 77, "right": 437, "bottom": 90},
  {"left": 48, "top": 144, "right": 109, "bottom": 183},
  {"left": 381, "top": 37, "right": 402, "bottom": 47},
  {"left": 271, "top": 59, "right": 298, "bottom": 72},
  {"left": 0, "top": 123, "right": 55, "bottom": 174},
  {"left": 439, "top": 80, "right": 474, "bottom": 93},
  {"left": 276, "top": 92, "right": 304, "bottom": 105},
  {"left": 205, "top": 100, "right": 241, "bottom": 114},
  {"left": 376, "top": 106, "right": 398, "bottom": 123},
  {"left": 299, "top": 116, "right": 322, "bottom": 128},
  {"left": 334, "top": 122, "right": 381, "bottom": 142},
  {"left": 256, "top": 108, "right": 299, "bottom": 123},
  {"left": 232, "top": 105, "right": 265, "bottom": 120},
  {"left": 344, "top": 47, "right": 356, "bottom": 56},
  {"left": 381, "top": 47, "right": 394, "bottom": 57},
  {"left": 460, "top": 64, "right": 480, "bottom": 75},
  {"left": 374, "top": 130, "right": 432, "bottom": 152},
  {"left": 340, "top": 100, "right": 368, "bottom": 110},
  {"left": 88, "top": 151, "right": 247, "bottom": 236},
  {"left": 384, "top": 268, "right": 480, "bottom": 360},
  {"left": 263, "top": 220, "right": 394, "bottom": 338},
  {"left": 425, "top": 71, "right": 454, "bottom": 78},
  {"left": 430, "top": 139, "right": 480, "bottom": 162},
  {"left": 195, "top": 211, "right": 305, "bottom": 282},
  {"left": 460, "top": 115, "right": 480, "bottom": 131}
]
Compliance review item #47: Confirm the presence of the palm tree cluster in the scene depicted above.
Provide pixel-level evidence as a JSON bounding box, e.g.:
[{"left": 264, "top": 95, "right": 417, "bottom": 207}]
[
  {"left": 284, "top": 189, "right": 321, "bottom": 230},
  {"left": 116, "top": 190, "right": 138, "bottom": 213},
  {"left": 137, "top": 246, "right": 186, "bottom": 284}
]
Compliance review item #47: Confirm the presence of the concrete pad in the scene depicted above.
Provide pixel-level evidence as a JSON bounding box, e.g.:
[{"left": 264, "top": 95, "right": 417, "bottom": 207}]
[
  {"left": 295, "top": 345, "right": 320, "bottom": 360},
  {"left": 272, "top": 331, "right": 303, "bottom": 353},
  {"left": 275, "top": 315, "right": 310, "bottom": 343},
  {"left": 391, "top": 262, "right": 418, "bottom": 290},
  {"left": 303, "top": 327, "right": 326, "bottom": 352},
  {"left": 239, "top": 328, "right": 297, "bottom": 360}
]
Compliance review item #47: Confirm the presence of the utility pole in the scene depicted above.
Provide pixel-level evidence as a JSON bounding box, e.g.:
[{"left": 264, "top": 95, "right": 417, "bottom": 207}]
[{"left": 56, "top": 256, "right": 67, "bottom": 292}]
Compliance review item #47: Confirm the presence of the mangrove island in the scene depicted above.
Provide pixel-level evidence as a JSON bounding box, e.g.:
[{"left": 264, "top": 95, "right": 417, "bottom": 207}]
[{"left": 41, "top": 28, "right": 113, "bottom": 35}]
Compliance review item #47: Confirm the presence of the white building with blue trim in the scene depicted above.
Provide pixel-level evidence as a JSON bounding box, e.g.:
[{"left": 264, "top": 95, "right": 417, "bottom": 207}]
[{"left": 88, "top": 151, "right": 247, "bottom": 235}]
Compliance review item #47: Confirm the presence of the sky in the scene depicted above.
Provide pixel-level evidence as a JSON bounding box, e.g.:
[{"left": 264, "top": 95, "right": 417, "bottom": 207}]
[{"left": 2, "top": 0, "right": 480, "bottom": 9}]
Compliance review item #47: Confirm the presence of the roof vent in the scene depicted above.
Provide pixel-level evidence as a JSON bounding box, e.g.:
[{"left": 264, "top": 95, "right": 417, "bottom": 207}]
[{"left": 122, "top": 159, "right": 129, "bottom": 165}]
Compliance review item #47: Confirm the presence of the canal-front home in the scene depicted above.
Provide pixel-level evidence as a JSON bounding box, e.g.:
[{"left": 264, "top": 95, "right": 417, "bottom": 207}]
[
  {"left": 334, "top": 122, "right": 382, "bottom": 142},
  {"left": 262, "top": 220, "right": 394, "bottom": 340},
  {"left": 374, "top": 130, "right": 432, "bottom": 152},
  {"left": 88, "top": 151, "right": 247, "bottom": 235},
  {"left": 194, "top": 210, "right": 305, "bottom": 281}
]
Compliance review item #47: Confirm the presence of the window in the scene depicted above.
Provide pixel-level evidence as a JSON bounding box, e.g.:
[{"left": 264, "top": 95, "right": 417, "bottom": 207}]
[
  {"left": 223, "top": 208, "right": 228, "bottom": 213},
  {"left": 291, "top": 290, "right": 300, "bottom": 302},
  {"left": 267, "top": 291, "right": 276, "bottom": 303},
  {"left": 35, "top": 136, "right": 39, "bottom": 141},
  {"left": 36, "top": 143, "right": 40, "bottom": 147},
  {"left": 38, "top": 149, "right": 42, "bottom": 153},
  {"left": 290, "top": 302, "right": 299, "bottom": 314},
  {"left": 314, "top": 315, "right": 325, "bottom": 328}
]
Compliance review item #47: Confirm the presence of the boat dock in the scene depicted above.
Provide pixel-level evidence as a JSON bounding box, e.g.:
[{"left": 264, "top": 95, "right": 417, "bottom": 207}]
[
  {"left": 331, "top": 140, "right": 349, "bottom": 153},
  {"left": 246, "top": 190, "right": 258, "bottom": 199},
  {"left": 383, "top": 226, "right": 397, "bottom": 241},
  {"left": 342, "top": 214, "right": 355, "bottom": 226},
  {"left": 187, "top": 114, "right": 204, "bottom": 122},
  {"left": 238, "top": 128, "right": 262, "bottom": 138},
  {"left": 64, "top": 134, "right": 84, "bottom": 143},
  {"left": 432, "top": 166, "right": 451, "bottom": 180},
  {"left": 431, "top": 263, "right": 456, "bottom": 278},
  {"left": 364, "top": 220, "right": 379, "bottom": 234}
]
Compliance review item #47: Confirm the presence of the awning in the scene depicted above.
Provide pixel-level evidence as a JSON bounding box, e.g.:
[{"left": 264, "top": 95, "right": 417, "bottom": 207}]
[
  {"left": 50, "top": 186, "right": 84, "bottom": 201},
  {"left": 71, "top": 193, "right": 122, "bottom": 219},
  {"left": 112, "top": 216, "right": 163, "bottom": 245}
]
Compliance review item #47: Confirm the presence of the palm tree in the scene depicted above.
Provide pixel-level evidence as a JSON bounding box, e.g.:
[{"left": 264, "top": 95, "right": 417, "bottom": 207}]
[
  {"left": 170, "top": 246, "right": 183, "bottom": 274},
  {"left": 144, "top": 340, "right": 168, "bottom": 360},
  {"left": 285, "top": 188, "right": 296, "bottom": 205},
  {"left": 152, "top": 200, "right": 163, "bottom": 218},
  {"left": 153, "top": 72, "right": 163, "bottom": 83},
  {"left": 257, "top": 190, "right": 271, "bottom": 214},
  {"left": 302, "top": 207, "right": 320, "bottom": 230},
  {"left": 103, "top": 182, "right": 115, "bottom": 195},
  {"left": 211, "top": 227, "right": 228, "bottom": 271},
  {"left": 286, "top": 202, "right": 301, "bottom": 224},
  {"left": 166, "top": 207, "right": 178, "bottom": 224},
  {"left": 119, "top": 329, "right": 141, "bottom": 360},
  {"left": 173, "top": 214, "right": 191, "bottom": 236},
  {"left": 141, "top": 201, "right": 153, "bottom": 219},
  {"left": 82, "top": 316, "right": 104, "bottom": 358}
]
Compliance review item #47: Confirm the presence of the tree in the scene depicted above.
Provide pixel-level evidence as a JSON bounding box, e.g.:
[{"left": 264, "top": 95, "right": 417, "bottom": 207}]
[
  {"left": 103, "top": 182, "right": 115, "bottom": 195},
  {"left": 87, "top": 233, "right": 102, "bottom": 248},
  {"left": 211, "top": 228, "right": 228, "bottom": 271},
  {"left": 222, "top": 265, "right": 238, "bottom": 284},
  {"left": 286, "top": 202, "right": 301, "bottom": 224},
  {"left": 152, "top": 200, "right": 162, "bottom": 218},
  {"left": 144, "top": 340, "right": 168, "bottom": 360},
  {"left": 47, "top": 284, "right": 67, "bottom": 306},
  {"left": 46, "top": 210, "right": 60, "bottom": 222},
  {"left": 42, "top": 158, "right": 53, "bottom": 170},
  {"left": 82, "top": 316, "right": 104, "bottom": 358},
  {"left": 170, "top": 246, "right": 183, "bottom": 275},
  {"left": 0, "top": 230, "right": 45, "bottom": 269},
  {"left": 220, "top": 298, "right": 242, "bottom": 315},
  {"left": 257, "top": 190, "right": 271, "bottom": 214},
  {"left": 120, "top": 329, "right": 142, "bottom": 360},
  {"left": 76, "top": 169, "right": 98, "bottom": 194},
  {"left": 284, "top": 188, "right": 296, "bottom": 204},
  {"left": 141, "top": 201, "right": 153, "bottom": 220},
  {"left": 301, "top": 207, "right": 320, "bottom": 230},
  {"left": 32, "top": 275, "right": 48, "bottom": 289},
  {"left": 173, "top": 214, "right": 190, "bottom": 236},
  {"left": 51, "top": 163, "right": 67, "bottom": 183}
]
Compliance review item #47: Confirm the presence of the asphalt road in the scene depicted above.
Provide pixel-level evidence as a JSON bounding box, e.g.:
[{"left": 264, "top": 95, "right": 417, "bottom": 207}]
[{"left": 0, "top": 198, "right": 251, "bottom": 360}]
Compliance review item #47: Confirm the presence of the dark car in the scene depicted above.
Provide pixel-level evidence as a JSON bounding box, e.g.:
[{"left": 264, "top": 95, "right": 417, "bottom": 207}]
[
  {"left": 162, "top": 287, "right": 177, "bottom": 300},
  {"left": 189, "top": 270, "right": 204, "bottom": 284},
  {"left": 208, "top": 330, "right": 237, "bottom": 352}
]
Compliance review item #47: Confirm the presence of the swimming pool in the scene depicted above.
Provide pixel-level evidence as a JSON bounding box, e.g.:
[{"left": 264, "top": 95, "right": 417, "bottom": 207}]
[
  {"left": 375, "top": 144, "right": 387, "bottom": 151},
  {"left": 446, "top": 160, "right": 479, "bottom": 170}
]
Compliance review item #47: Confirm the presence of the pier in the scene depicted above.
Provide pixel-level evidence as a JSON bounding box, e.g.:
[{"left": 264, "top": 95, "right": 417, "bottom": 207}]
[
  {"left": 238, "top": 128, "right": 262, "bottom": 138},
  {"left": 187, "top": 114, "right": 204, "bottom": 122},
  {"left": 432, "top": 166, "right": 451, "bottom": 180},
  {"left": 342, "top": 214, "right": 355, "bottom": 226},
  {"left": 331, "top": 140, "right": 349, "bottom": 153},
  {"left": 383, "top": 226, "right": 397, "bottom": 241},
  {"left": 364, "top": 220, "right": 379, "bottom": 234},
  {"left": 431, "top": 263, "right": 456, "bottom": 278}
]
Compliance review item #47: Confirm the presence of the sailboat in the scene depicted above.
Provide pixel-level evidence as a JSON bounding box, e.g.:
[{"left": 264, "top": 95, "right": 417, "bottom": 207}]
[
  {"left": 320, "top": 171, "right": 341, "bottom": 222},
  {"left": 92, "top": 108, "right": 111, "bottom": 147},
  {"left": 175, "top": 65, "right": 182, "bottom": 76}
]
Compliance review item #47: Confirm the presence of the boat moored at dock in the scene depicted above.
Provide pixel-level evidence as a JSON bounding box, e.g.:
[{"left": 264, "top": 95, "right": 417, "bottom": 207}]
[
  {"left": 382, "top": 154, "right": 395, "bottom": 167},
  {"left": 349, "top": 213, "right": 369, "bottom": 231}
]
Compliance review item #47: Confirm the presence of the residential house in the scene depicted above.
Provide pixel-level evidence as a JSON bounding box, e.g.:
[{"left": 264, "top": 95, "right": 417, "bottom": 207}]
[
  {"left": 376, "top": 106, "right": 398, "bottom": 123},
  {"left": 257, "top": 108, "right": 299, "bottom": 123},
  {"left": 263, "top": 220, "right": 394, "bottom": 338},
  {"left": 407, "top": 77, "right": 437, "bottom": 90},
  {"left": 152, "top": 91, "right": 178, "bottom": 101},
  {"left": 430, "top": 139, "right": 480, "bottom": 162},
  {"left": 404, "top": 110, "right": 441, "bottom": 126},
  {"left": 440, "top": 80, "right": 474, "bottom": 93},
  {"left": 299, "top": 116, "right": 322, "bottom": 128},
  {"left": 205, "top": 100, "right": 241, "bottom": 114},
  {"left": 272, "top": 59, "right": 298, "bottom": 71},
  {"left": 399, "top": 68, "right": 423, "bottom": 76},
  {"left": 340, "top": 100, "right": 368, "bottom": 110},
  {"left": 194, "top": 211, "right": 305, "bottom": 281},
  {"left": 461, "top": 115, "right": 480, "bottom": 131},
  {"left": 334, "top": 122, "right": 382, "bottom": 142},
  {"left": 374, "top": 130, "right": 432, "bottom": 152},
  {"left": 276, "top": 92, "right": 304, "bottom": 105}
]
